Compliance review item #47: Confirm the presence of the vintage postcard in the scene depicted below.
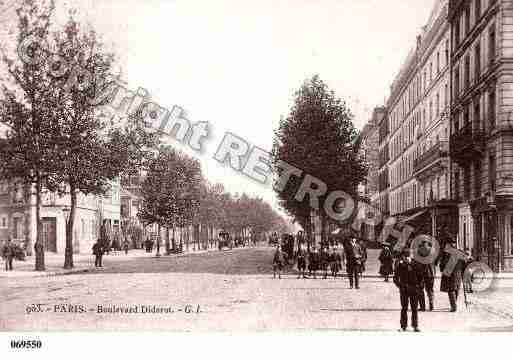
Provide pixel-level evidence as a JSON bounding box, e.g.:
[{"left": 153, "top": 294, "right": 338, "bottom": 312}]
[{"left": 1, "top": 0, "right": 513, "bottom": 351}]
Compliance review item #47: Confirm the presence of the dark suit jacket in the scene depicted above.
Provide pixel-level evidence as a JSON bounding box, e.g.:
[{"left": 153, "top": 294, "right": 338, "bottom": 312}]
[{"left": 393, "top": 258, "right": 424, "bottom": 292}]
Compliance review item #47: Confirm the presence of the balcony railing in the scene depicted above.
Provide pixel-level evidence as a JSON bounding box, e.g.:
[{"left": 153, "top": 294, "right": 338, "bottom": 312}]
[
  {"left": 414, "top": 141, "right": 449, "bottom": 176},
  {"left": 450, "top": 123, "right": 485, "bottom": 165}
]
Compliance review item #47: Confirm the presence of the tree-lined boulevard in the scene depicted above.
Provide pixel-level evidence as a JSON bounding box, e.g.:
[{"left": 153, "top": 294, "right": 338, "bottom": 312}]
[{"left": 1, "top": 246, "right": 513, "bottom": 331}]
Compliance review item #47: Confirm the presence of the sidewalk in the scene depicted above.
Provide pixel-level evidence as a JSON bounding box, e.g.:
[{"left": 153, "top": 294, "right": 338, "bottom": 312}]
[{"left": 0, "top": 246, "right": 222, "bottom": 278}]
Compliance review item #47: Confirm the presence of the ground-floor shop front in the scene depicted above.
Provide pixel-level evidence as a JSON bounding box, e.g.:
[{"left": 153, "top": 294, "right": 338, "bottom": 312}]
[{"left": 469, "top": 195, "right": 513, "bottom": 272}]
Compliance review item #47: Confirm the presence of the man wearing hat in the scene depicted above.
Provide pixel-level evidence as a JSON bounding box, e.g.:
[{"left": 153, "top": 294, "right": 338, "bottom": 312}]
[
  {"left": 438, "top": 237, "right": 465, "bottom": 312},
  {"left": 346, "top": 236, "right": 364, "bottom": 289},
  {"left": 394, "top": 247, "right": 423, "bottom": 332},
  {"left": 1, "top": 237, "right": 16, "bottom": 271}
]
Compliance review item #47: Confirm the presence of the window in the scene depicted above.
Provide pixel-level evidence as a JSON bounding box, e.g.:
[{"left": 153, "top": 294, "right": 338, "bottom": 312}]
[
  {"left": 474, "top": 99, "right": 481, "bottom": 131},
  {"left": 454, "top": 170, "right": 460, "bottom": 201},
  {"left": 437, "top": 176, "right": 441, "bottom": 200},
  {"left": 489, "top": 155, "right": 496, "bottom": 193},
  {"left": 0, "top": 216, "right": 7, "bottom": 229},
  {"left": 475, "top": 0, "right": 481, "bottom": 22},
  {"left": 430, "top": 62, "right": 433, "bottom": 81},
  {"left": 445, "top": 83, "right": 449, "bottom": 107},
  {"left": 0, "top": 181, "right": 7, "bottom": 194},
  {"left": 464, "top": 56, "right": 470, "bottom": 89},
  {"left": 455, "top": 17, "right": 461, "bottom": 47},
  {"left": 464, "top": 166, "right": 471, "bottom": 201},
  {"left": 464, "top": 106, "right": 470, "bottom": 127},
  {"left": 489, "top": 88, "right": 496, "bottom": 129},
  {"left": 436, "top": 93, "right": 440, "bottom": 117},
  {"left": 474, "top": 160, "right": 482, "bottom": 198},
  {"left": 465, "top": 6, "right": 471, "bottom": 35},
  {"left": 454, "top": 67, "right": 460, "bottom": 98},
  {"left": 489, "top": 26, "right": 496, "bottom": 64},
  {"left": 445, "top": 40, "right": 450, "bottom": 64},
  {"left": 12, "top": 216, "right": 22, "bottom": 240},
  {"left": 437, "top": 52, "right": 440, "bottom": 74},
  {"left": 475, "top": 43, "right": 481, "bottom": 80}
]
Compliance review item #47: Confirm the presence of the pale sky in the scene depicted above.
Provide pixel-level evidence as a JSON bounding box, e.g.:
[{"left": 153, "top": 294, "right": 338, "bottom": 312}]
[{"left": 1, "top": 0, "right": 437, "bottom": 214}]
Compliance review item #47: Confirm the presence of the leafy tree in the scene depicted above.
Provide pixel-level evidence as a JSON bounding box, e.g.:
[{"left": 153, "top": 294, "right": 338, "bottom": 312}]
[
  {"left": 272, "top": 75, "right": 367, "bottom": 244},
  {"left": 48, "top": 16, "right": 158, "bottom": 268},
  {"left": 0, "top": 0, "right": 58, "bottom": 271},
  {"left": 138, "top": 147, "right": 202, "bottom": 254}
]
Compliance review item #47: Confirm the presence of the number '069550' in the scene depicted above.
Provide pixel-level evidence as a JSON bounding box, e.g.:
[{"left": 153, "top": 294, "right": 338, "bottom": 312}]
[{"left": 10, "top": 340, "right": 42, "bottom": 349}]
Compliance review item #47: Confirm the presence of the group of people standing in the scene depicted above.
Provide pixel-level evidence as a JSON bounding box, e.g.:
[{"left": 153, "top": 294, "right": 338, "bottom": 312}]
[
  {"left": 272, "top": 235, "right": 368, "bottom": 289},
  {"left": 379, "top": 236, "right": 473, "bottom": 332}
]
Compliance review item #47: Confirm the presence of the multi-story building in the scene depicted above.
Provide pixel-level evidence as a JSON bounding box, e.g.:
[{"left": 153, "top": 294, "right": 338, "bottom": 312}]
[
  {"left": 357, "top": 107, "right": 385, "bottom": 241},
  {"left": 358, "top": 107, "right": 385, "bottom": 207},
  {"left": 449, "top": 0, "right": 513, "bottom": 271},
  {"left": 0, "top": 179, "right": 121, "bottom": 255},
  {"left": 378, "top": 107, "right": 390, "bottom": 217},
  {"left": 386, "top": 0, "right": 458, "bottom": 237}
]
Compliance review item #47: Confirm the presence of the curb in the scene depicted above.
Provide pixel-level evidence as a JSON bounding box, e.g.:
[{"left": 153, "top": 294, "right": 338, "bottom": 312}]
[{"left": 0, "top": 267, "right": 91, "bottom": 278}]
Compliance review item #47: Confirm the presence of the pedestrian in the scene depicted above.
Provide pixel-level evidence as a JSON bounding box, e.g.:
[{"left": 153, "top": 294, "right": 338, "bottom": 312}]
[
  {"left": 123, "top": 239, "right": 129, "bottom": 255},
  {"left": 394, "top": 247, "right": 422, "bottom": 332},
  {"left": 308, "top": 247, "right": 319, "bottom": 279},
  {"left": 378, "top": 245, "right": 394, "bottom": 282},
  {"left": 416, "top": 240, "right": 435, "bottom": 312},
  {"left": 359, "top": 239, "right": 368, "bottom": 277},
  {"left": 346, "top": 236, "right": 363, "bottom": 289},
  {"left": 463, "top": 250, "right": 474, "bottom": 294},
  {"left": 92, "top": 240, "right": 104, "bottom": 268},
  {"left": 330, "top": 247, "right": 340, "bottom": 278},
  {"left": 1, "top": 237, "right": 15, "bottom": 271},
  {"left": 296, "top": 245, "right": 307, "bottom": 279},
  {"left": 439, "top": 238, "right": 465, "bottom": 312},
  {"left": 273, "top": 246, "right": 284, "bottom": 279},
  {"left": 320, "top": 247, "right": 329, "bottom": 279}
]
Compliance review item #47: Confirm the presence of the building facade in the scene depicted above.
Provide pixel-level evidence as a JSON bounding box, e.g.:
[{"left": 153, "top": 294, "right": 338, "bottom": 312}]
[
  {"left": 386, "top": 0, "right": 457, "bottom": 237},
  {"left": 0, "top": 180, "right": 121, "bottom": 255},
  {"left": 449, "top": 0, "right": 513, "bottom": 271},
  {"left": 357, "top": 107, "right": 385, "bottom": 241}
]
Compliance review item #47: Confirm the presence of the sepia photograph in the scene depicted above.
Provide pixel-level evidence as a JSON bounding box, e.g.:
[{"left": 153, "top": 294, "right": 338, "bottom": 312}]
[{"left": 1, "top": 0, "right": 513, "bottom": 352}]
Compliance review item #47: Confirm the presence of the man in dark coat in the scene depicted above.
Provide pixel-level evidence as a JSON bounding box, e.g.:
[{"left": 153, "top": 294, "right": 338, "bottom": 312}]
[
  {"left": 394, "top": 248, "right": 423, "bottom": 332},
  {"left": 346, "top": 237, "right": 363, "bottom": 289},
  {"left": 92, "top": 240, "right": 104, "bottom": 268},
  {"left": 320, "top": 247, "right": 330, "bottom": 279},
  {"left": 2, "top": 238, "right": 15, "bottom": 271},
  {"left": 416, "top": 240, "right": 436, "bottom": 311},
  {"left": 273, "top": 246, "right": 284, "bottom": 279},
  {"left": 296, "top": 246, "right": 307, "bottom": 279},
  {"left": 330, "top": 247, "right": 341, "bottom": 278},
  {"left": 439, "top": 240, "right": 465, "bottom": 312},
  {"left": 308, "top": 247, "right": 319, "bottom": 279}
]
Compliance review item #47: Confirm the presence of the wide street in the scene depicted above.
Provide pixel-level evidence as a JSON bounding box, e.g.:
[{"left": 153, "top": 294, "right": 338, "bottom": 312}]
[{"left": 1, "top": 247, "right": 513, "bottom": 332}]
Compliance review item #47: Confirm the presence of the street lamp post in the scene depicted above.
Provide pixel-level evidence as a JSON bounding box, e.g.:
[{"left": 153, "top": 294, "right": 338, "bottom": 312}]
[{"left": 62, "top": 206, "right": 72, "bottom": 268}]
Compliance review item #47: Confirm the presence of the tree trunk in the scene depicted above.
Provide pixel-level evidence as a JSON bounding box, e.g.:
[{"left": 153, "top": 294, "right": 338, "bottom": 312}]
[
  {"left": 34, "top": 175, "right": 45, "bottom": 271},
  {"left": 185, "top": 226, "right": 189, "bottom": 251},
  {"left": 165, "top": 227, "right": 170, "bottom": 255},
  {"left": 63, "top": 184, "right": 76, "bottom": 269},
  {"left": 171, "top": 225, "right": 176, "bottom": 251}
]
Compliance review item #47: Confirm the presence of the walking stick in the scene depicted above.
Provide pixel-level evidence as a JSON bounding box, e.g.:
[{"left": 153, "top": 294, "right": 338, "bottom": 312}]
[{"left": 462, "top": 272, "right": 469, "bottom": 309}]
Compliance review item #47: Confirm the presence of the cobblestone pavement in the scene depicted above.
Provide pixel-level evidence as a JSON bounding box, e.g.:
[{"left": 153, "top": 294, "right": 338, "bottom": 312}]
[{"left": 1, "top": 248, "right": 512, "bottom": 332}]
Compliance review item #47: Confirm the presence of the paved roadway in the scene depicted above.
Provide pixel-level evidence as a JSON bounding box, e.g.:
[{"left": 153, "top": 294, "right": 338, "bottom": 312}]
[{"left": 1, "top": 247, "right": 512, "bottom": 331}]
